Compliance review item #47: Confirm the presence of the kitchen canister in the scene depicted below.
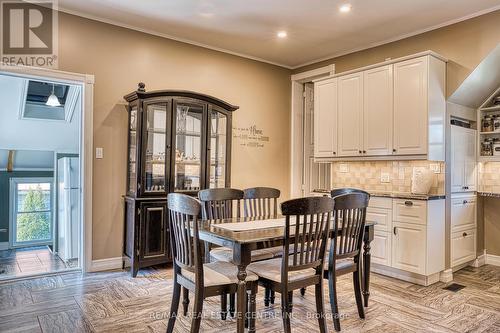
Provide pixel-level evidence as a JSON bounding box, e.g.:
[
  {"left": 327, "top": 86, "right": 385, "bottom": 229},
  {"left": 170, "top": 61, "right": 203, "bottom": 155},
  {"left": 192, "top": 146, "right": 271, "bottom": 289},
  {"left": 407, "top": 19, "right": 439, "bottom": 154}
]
[
  {"left": 483, "top": 116, "right": 493, "bottom": 132},
  {"left": 493, "top": 139, "right": 500, "bottom": 156}
]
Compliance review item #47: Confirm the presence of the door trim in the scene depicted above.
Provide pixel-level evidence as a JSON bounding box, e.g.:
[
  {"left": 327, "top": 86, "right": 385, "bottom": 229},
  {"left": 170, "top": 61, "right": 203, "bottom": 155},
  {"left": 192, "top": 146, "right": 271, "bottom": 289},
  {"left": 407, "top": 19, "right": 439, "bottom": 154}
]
[{"left": 1, "top": 64, "right": 95, "bottom": 273}]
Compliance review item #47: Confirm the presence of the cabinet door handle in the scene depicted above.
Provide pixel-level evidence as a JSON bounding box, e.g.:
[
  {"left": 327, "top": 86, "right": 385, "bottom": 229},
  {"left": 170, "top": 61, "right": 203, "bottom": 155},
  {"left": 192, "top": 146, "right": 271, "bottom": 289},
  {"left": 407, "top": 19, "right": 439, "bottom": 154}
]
[
  {"left": 463, "top": 200, "right": 468, "bottom": 204},
  {"left": 462, "top": 232, "right": 468, "bottom": 237},
  {"left": 404, "top": 201, "right": 413, "bottom": 206},
  {"left": 393, "top": 227, "right": 397, "bottom": 235}
]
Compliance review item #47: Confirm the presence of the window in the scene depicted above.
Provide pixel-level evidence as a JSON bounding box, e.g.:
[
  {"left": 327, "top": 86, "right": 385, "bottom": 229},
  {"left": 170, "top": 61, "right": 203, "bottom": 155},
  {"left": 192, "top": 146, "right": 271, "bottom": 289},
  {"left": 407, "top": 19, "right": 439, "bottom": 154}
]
[{"left": 10, "top": 178, "right": 53, "bottom": 247}]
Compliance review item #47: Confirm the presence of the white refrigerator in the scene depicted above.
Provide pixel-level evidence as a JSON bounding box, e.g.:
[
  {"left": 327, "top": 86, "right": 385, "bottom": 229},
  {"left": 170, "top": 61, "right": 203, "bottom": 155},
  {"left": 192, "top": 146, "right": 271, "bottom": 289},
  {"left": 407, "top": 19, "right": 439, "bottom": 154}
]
[{"left": 57, "top": 157, "right": 80, "bottom": 262}]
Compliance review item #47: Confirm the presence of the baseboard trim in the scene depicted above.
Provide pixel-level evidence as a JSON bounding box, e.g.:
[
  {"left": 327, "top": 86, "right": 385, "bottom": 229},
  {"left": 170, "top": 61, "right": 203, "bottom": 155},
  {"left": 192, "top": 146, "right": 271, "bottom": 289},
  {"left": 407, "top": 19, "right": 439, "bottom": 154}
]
[
  {"left": 471, "top": 250, "right": 486, "bottom": 268},
  {"left": 372, "top": 264, "right": 440, "bottom": 286},
  {"left": 486, "top": 254, "right": 500, "bottom": 267},
  {"left": 0, "top": 242, "right": 9, "bottom": 250},
  {"left": 90, "top": 257, "right": 124, "bottom": 272},
  {"left": 439, "top": 269, "right": 453, "bottom": 283}
]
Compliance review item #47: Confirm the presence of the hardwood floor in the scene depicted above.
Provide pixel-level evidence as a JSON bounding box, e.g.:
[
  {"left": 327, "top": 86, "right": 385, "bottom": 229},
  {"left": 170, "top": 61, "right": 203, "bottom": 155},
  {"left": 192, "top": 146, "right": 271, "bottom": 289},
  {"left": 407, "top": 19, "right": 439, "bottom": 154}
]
[
  {"left": 0, "top": 247, "right": 79, "bottom": 281},
  {"left": 0, "top": 264, "right": 499, "bottom": 332}
]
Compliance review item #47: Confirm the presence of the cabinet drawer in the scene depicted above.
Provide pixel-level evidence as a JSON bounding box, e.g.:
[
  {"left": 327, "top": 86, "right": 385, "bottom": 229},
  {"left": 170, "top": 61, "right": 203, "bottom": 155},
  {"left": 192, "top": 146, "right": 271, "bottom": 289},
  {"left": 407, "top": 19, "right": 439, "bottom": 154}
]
[
  {"left": 393, "top": 199, "right": 427, "bottom": 225},
  {"left": 451, "top": 197, "right": 476, "bottom": 232},
  {"left": 367, "top": 207, "right": 392, "bottom": 232},
  {"left": 372, "top": 230, "right": 391, "bottom": 266},
  {"left": 369, "top": 197, "right": 392, "bottom": 209},
  {"left": 451, "top": 228, "right": 476, "bottom": 267}
]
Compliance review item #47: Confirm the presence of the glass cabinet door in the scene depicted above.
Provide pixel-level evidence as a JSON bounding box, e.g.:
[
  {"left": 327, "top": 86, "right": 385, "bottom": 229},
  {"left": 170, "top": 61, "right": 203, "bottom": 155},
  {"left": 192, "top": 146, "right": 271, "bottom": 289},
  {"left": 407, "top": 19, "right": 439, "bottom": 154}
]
[
  {"left": 173, "top": 102, "right": 205, "bottom": 193},
  {"left": 127, "top": 106, "right": 138, "bottom": 194},
  {"left": 209, "top": 109, "right": 228, "bottom": 188},
  {"left": 143, "top": 102, "right": 168, "bottom": 194}
]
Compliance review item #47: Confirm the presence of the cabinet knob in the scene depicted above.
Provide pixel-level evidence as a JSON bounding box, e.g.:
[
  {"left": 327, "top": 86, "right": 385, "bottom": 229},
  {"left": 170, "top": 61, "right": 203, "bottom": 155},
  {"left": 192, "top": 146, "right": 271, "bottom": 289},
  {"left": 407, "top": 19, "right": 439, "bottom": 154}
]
[
  {"left": 363, "top": 150, "right": 366, "bottom": 154},
  {"left": 333, "top": 152, "right": 336, "bottom": 155},
  {"left": 359, "top": 150, "right": 362, "bottom": 154},
  {"left": 392, "top": 149, "right": 397, "bottom": 153},
  {"left": 463, "top": 200, "right": 468, "bottom": 204},
  {"left": 462, "top": 232, "right": 468, "bottom": 237}
]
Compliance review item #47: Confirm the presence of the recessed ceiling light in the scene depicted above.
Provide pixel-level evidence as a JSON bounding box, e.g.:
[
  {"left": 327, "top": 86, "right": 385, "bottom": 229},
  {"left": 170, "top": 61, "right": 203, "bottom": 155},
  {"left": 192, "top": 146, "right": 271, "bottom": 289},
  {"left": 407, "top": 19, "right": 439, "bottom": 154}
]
[
  {"left": 277, "top": 31, "right": 287, "bottom": 38},
  {"left": 339, "top": 4, "right": 352, "bottom": 13}
]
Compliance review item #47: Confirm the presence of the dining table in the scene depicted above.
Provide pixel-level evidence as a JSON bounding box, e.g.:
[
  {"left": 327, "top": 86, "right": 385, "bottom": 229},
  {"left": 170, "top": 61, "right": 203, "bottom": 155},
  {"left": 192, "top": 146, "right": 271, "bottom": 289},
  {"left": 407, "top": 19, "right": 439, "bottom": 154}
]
[{"left": 197, "top": 216, "right": 375, "bottom": 333}]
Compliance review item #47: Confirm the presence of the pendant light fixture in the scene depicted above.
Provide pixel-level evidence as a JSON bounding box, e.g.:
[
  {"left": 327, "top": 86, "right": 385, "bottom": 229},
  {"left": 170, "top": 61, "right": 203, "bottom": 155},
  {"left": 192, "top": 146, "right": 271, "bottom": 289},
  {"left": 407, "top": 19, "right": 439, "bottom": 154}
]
[{"left": 46, "top": 84, "right": 61, "bottom": 107}]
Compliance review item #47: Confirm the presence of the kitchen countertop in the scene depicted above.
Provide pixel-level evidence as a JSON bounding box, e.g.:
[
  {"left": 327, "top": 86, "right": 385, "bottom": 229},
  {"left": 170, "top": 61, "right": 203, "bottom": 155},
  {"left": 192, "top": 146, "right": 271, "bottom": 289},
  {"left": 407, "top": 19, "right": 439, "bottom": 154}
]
[
  {"left": 477, "top": 192, "right": 500, "bottom": 198},
  {"left": 313, "top": 189, "right": 445, "bottom": 201}
]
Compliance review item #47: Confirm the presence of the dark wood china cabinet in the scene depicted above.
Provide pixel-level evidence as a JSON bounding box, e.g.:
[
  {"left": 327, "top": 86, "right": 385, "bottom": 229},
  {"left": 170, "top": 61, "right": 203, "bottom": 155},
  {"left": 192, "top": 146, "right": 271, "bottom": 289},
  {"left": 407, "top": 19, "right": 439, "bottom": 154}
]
[{"left": 123, "top": 83, "right": 238, "bottom": 276}]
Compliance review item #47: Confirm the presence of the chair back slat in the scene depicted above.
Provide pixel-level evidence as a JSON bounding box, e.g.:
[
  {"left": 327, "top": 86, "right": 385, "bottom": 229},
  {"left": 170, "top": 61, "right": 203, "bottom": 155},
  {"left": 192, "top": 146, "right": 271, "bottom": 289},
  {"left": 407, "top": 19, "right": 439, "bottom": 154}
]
[
  {"left": 243, "top": 187, "right": 280, "bottom": 219},
  {"left": 281, "top": 197, "right": 334, "bottom": 274},
  {"left": 332, "top": 193, "right": 370, "bottom": 260},
  {"left": 168, "top": 193, "right": 203, "bottom": 282},
  {"left": 198, "top": 188, "right": 243, "bottom": 220},
  {"left": 331, "top": 187, "right": 370, "bottom": 199}
]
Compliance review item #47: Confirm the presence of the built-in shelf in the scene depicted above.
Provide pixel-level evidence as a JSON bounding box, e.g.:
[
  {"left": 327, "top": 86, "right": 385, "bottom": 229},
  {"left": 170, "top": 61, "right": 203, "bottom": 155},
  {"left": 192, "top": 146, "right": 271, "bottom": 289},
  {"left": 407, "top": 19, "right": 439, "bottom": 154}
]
[
  {"left": 478, "top": 86, "right": 500, "bottom": 162},
  {"left": 480, "top": 105, "right": 500, "bottom": 112},
  {"left": 480, "top": 131, "right": 500, "bottom": 135}
]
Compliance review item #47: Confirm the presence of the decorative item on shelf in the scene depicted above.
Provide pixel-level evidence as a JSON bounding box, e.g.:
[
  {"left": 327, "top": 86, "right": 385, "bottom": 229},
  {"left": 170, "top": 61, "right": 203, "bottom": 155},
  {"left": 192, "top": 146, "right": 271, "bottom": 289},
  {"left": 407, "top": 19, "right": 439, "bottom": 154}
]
[
  {"left": 494, "top": 96, "right": 500, "bottom": 105},
  {"left": 482, "top": 115, "right": 493, "bottom": 132},
  {"left": 481, "top": 139, "right": 493, "bottom": 157},
  {"left": 493, "top": 138, "right": 500, "bottom": 156},
  {"left": 494, "top": 116, "right": 500, "bottom": 132},
  {"left": 411, "top": 167, "right": 433, "bottom": 195},
  {"left": 177, "top": 105, "right": 189, "bottom": 132}
]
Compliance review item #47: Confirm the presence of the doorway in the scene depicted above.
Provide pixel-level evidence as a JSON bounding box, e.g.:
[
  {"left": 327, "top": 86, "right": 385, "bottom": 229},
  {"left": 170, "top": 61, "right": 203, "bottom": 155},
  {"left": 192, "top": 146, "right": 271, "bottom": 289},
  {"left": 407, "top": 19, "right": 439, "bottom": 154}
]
[
  {"left": 0, "top": 65, "right": 93, "bottom": 280},
  {"left": 290, "top": 65, "right": 335, "bottom": 198}
]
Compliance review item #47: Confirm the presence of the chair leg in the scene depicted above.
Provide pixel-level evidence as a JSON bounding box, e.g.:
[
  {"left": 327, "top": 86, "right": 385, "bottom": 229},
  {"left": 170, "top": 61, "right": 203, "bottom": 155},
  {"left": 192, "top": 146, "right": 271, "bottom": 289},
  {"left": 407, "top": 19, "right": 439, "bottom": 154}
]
[
  {"left": 300, "top": 287, "right": 306, "bottom": 296},
  {"left": 328, "top": 274, "right": 341, "bottom": 332},
  {"left": 264, "top": 287, "right": 271, "bottom": 306},
  {"left": 220, "top": 293, "right": 227, "bottom": 320},
  {"left": 248, "top": 283, "right": 258, "bottom": 333},
  {"left": 166, "top": 281, "right": 181, "bottom": 333},
  {"left": 315, "top": 282, "right": 327, "bottom": 333},
  {"left": 190, "top": 290, "right": 203, "bottom": 333},
  {"left": 287, "top": 291, "right": 293, "bottom": 312},
  {"left": 245, "top": 292, "right": 249, "bottom": 329},
  {"left": 229, "top": 293, "right": 235, "bottom": 317},
  {"left": 281, "top": 289, "right": 291, "bottom": 333},
  {"left": 353, "top": 269, "right": 365, "bottom": 319},
  {"left": 182, "top": 287, "right": 190, "bottom": 316},
  {"left": 270, "top": 289, "right": 276, "bottom": 304}
]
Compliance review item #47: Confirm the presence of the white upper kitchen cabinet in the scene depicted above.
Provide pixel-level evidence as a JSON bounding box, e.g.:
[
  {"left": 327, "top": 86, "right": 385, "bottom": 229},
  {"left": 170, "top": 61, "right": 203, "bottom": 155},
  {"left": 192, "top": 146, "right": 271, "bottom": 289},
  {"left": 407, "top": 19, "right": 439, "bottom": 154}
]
[
  {"left": 313, "top": 51, "right": 446, "bottom": 161},
  {"left": 337, "top": 72, "right": 363, "bottom": 156},
  {"left": 451, "top": 126, "right": 477, "bottom": 193},
  {"left": 313, "top": 77, "right": 338, "bottom": 157},
  {"left": 363, "top": 65, "right": 393, "bottom": 156}
]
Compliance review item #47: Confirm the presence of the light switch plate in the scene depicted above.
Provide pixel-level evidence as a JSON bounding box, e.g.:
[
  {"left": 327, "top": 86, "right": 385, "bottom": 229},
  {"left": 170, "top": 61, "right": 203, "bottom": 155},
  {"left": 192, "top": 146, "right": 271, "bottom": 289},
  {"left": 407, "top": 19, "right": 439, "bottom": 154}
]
[
  {"left": 380, "top": 172, "right": 390, "bottom": 183},
  {"left": 96, "top": 147, "right": 104, "bottom": 159},
  {"left": 430, "top": 164, "right": 440, "bottom": 173},
  {"left": 339, "top": 163, "right": 349, "bottom": 173}
]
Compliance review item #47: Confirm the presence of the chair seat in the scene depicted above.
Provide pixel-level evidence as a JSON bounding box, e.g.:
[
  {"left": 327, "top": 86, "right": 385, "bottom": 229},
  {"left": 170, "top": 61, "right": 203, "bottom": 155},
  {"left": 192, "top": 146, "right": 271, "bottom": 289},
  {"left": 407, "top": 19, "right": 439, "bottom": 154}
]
[
  {"left": 324, "top": 258, "right": 356, "bottom": 272},
  {"left": 247, "top": 258, "right": 317, "bottom": 283},
  {"left": 181, "top": 261, "right": 258, "bottom": 287},
  {"left": 210, "top": 247, "right": 274, "bottom": 262}
]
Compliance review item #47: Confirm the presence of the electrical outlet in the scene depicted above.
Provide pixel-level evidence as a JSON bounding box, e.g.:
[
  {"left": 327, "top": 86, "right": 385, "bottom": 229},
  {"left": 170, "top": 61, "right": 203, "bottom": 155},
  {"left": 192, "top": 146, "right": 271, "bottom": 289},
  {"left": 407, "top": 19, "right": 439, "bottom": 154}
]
[
  {"left": 339, "top": 163, "right": 349, "bottom": 173},
  {"left": 96, "top": 147, "right": 104, "bottom": 159},
  {"left": 380, "top": 172, "right": 390, "bottom": 183},
  {"left": 430, "top": 164, "right": 440, "bottom": 173}
]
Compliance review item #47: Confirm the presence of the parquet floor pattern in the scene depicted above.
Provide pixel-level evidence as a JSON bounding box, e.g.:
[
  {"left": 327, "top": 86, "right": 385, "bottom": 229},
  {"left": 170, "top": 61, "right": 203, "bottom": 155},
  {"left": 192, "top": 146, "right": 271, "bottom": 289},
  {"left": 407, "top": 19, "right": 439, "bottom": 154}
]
[{"left": 0, "top": 265, "right": 499, "bottom": 332}]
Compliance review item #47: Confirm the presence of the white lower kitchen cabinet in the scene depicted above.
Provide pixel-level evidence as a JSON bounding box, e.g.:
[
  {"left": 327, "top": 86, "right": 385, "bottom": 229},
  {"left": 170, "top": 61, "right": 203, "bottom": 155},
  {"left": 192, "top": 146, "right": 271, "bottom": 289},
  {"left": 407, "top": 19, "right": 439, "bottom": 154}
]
[
  {"left": 451, "top": 228, "right": 476, "bottom": 268},
  {"left": 369, "top": 198, "right": 445, "bottom": 286}
]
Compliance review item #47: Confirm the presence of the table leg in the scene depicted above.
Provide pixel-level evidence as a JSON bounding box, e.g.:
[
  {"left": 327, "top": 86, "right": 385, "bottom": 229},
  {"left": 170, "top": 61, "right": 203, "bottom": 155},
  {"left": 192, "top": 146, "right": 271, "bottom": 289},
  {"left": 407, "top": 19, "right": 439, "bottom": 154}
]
[
  {"left": 362, "top": 225, "right": 374, "bottom": 307},
  {"left": 234, "top": 245, "right": 251, "bottom": 333}
]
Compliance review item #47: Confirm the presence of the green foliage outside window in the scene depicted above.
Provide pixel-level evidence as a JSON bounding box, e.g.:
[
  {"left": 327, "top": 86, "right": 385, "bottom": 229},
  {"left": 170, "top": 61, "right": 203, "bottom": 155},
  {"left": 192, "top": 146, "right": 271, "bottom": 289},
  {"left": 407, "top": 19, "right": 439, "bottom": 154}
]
[{"left": 16, "top": 186, "right": 51, "bottom": 242}]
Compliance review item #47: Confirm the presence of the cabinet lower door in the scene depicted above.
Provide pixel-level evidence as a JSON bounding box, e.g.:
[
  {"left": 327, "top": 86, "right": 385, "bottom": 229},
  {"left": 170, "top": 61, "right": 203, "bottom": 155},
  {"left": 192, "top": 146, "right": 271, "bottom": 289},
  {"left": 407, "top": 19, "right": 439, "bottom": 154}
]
[
  {"left": 372, "top": 231, "right": 391, "bottom": 266},
  {"left": 391, "top": 222, "right": 426, "bottom": 274},
  {"left": 451, "top": 228, "right": 476, "bottom": 267},
  {"left": 140, "top": 202, "right": 170, "bottom": 261}
]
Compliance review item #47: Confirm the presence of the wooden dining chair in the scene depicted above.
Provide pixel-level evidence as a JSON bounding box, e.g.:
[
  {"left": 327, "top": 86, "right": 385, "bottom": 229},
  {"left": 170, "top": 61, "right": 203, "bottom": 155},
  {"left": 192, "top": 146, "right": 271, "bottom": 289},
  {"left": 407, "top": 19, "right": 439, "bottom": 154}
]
[
  {"left": 324, "top": 192, "right": 370, "bottom": 331},
  {"left": 248, "top": 196, "right": 334, "bottom": 333},
  {"left": 242, "top": 187, "right": 281, "bottom": 306},
  {"left": 166, "top": 193, "right": 259, "bottom": 333},
  {"left": 198, "top": 187, "right": 273, "bottom": 319}
]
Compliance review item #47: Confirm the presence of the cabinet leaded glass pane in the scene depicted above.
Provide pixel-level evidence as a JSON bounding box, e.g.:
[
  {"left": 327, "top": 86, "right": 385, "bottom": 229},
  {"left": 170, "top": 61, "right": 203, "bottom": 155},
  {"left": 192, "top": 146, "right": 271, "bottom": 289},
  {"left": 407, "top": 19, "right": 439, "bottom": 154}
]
[
  {"left": 144, "top": 104, "right": 167, "bottom": 192},
  {"left": 128, "top": 107, "right": 137, "bottom": 193},
  {"left": 174, "top": 103, "right": 203, "bottom": 192},
  {"left": 210, "top": 111, "right": 227, "bottom": 188}
]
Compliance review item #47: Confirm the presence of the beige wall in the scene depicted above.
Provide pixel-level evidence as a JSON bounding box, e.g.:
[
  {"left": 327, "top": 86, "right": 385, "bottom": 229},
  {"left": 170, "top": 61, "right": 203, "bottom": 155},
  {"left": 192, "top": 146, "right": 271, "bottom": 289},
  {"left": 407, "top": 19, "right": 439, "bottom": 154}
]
[
  {"left": 294, "top": 10, "right": 500, "bottom": 98},
  {"left": 478, "top": 162, "right": 500, "bottom": 256},
  {"left": 56, "top": 13, "right": 291, "bottom": 260}
]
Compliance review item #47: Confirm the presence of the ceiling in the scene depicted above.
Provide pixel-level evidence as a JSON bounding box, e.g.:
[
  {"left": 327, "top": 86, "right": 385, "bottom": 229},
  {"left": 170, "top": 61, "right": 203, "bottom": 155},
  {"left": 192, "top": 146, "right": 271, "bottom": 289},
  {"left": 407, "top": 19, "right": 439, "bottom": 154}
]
[{"left": 58, "top": 0, "right": 500, "bottom": 68}]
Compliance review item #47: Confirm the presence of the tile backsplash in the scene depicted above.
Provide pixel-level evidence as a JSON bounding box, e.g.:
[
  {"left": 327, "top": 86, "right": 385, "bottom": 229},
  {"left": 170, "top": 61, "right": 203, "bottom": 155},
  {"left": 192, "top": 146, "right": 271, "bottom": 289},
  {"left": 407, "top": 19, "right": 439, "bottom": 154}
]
[
  {"left": 331, "top": 160, "right": 445, "bottom": 195},
  {"left": 478, "top": 162, "right": 500, "bottom": 193}
]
